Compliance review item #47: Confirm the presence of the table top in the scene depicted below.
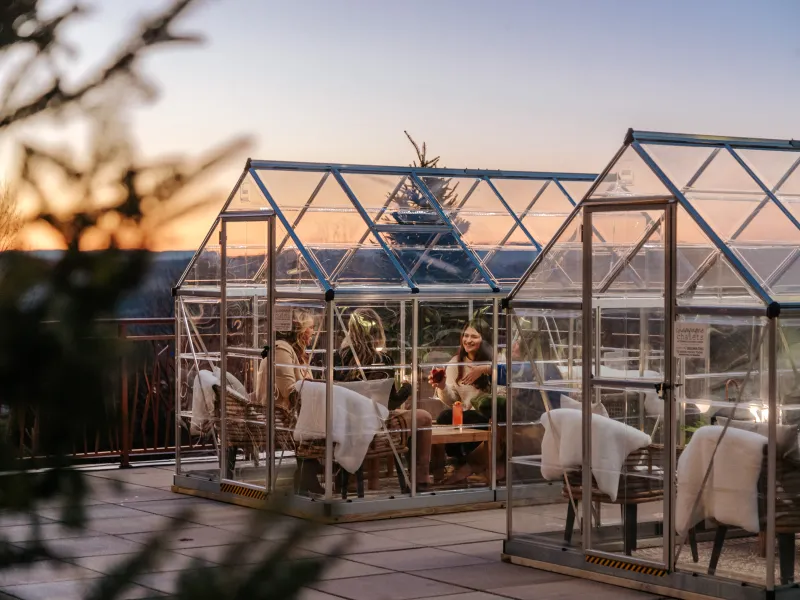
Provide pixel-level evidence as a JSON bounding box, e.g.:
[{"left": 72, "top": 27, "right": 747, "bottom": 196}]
[{"left": 430, "top": 425, "right": 490, "bottom": 444}]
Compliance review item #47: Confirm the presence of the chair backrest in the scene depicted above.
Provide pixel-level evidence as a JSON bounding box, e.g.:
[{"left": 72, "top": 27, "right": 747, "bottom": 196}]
[{"left": 335, "top": 379, "right": 395, "bottom": 409}]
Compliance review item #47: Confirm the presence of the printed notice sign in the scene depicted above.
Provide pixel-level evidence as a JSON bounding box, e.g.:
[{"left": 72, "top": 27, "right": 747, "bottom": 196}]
[
  {"left": 273, "top": 306, "right": 293, "bottom": 331},
  {"left": 674, "top": 322, "right": 709, "bottom": 359}
]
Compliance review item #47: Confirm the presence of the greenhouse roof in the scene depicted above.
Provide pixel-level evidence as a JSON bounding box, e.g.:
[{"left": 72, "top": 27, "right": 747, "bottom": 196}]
[
  {"left": 511, "top": 129, "right": 800, "bottom": 310},
  {"left": 176, "top": 160, "right": 597, "bottom": 297}
]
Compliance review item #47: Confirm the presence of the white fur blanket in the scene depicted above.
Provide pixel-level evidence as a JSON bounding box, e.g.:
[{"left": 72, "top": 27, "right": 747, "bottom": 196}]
[
  {"left": 676, "top": 425, "right": 765, "bottom": 535},
  {"left": 540, "top": 408, "right": 651, "bottom": 501},
  {"left": 293, "top": 380, "right": 389, "bottom": 473}
]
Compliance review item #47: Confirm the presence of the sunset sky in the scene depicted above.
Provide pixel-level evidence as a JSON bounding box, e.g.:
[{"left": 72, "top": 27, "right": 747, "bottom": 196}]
[{"left": 7, "top": 0, "right": 800, "bottom": 250}]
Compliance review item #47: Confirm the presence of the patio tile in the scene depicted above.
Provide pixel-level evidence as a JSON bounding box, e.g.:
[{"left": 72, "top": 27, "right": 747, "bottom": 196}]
[
  {"left": 297, "top": 531, "right": 418, "bottom": 556},
  {"left": 16, "top": 535, "right": 146, "bottom": 558},
  {"left": 426, "top": 509, "right": 507, "bottom": 525},
  {"left": 174, "top": 540, "right": 321, "bottom": 563},
  {"left": 118, "top": 497, "right": 213, "bottom": 517},
  {"left": 72, "top": 551, "right": 214, "bottom": 574},
  {"left": 36, "top": 503, "right": 150, "bottom": 522},
  {"left": 337, "top": 517, "right": 440, "bottom": 533},
  {"left": 492, "top": 578, "right": 659, "bottom": 599},
  {"left": 309, "top": 572, "right": 468, "bottom": 600},
  {"left": 86, "top": 515, "right": 202, "bottom": 536},
  {"left": 313, "top": 557, "right": 392, "bottom": 580},
  {"left": 1, "top": 579, "right": 163, "bottom": 599},
  {"left": 418, "top": 595, "right": 506, "bottom": 600},
  {"left": 121, "top": 525, "right": 246, "bottom": 549},
  {"left": 0, "top": 514, "right": 55, "bottom": 528},
  {"left": 437, "top": 541, "right": 504, "bottom": 562},
  {"left": 89, "top": 468, "right": 175, "bottom": 488},
  {"left": 133, "top": 568, "right": 224, "bottom": 595},
  {"left": 89, "top": 483, "right": 179, "bottom": 504},
  {"left": 297, "top": 590, "right": 345, "bottom": 600},
  {"left": 0, "top": 560, "right": 99, "bottom": 586},
  {"left": 376, "top": 524, "right": 502, "bottom": 546},
  {"left": 0, "top": 523, "right": 88, "bottom": 543},
  {"left": 413, "top": 562, "right": 569, "bottom": 591},
  {"left": 345, "top": 547, "right": 489, "bottom": 572}
]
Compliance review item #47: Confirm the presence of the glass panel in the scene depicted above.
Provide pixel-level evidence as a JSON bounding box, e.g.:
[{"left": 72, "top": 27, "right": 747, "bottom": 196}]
[
  {"left": 676, "top": 205, "right": 763, "bottom": 307},
  {"left": 418, "top": 300, "right": 495, "bottom": 494},
  {"left": 642, "top": 143, "right": 717, "bottom": 190},
  {"left": 520, "top": 182, "right": 575, "bottom": 247},
  {"left": 331, "top": 302, "right": 414, "bottom": 497},
  {"left": 592, "top": 210, "right": 665, "bottom": 295},
  {"left": 482, "top": 248, "right": 539, "bottom": 288},
  {"left": 331, "top": 247, "right": 408, "bottom": 288},
  {"left": 446, "top": 177, "right": 520, "bottom": 249},
  {"left": 490, "top": 179, "right": 547, "bottom": 213},
  {"left": 393, "top": 242, "right": 483, "bottom": 288},
  {"left": 674, "top": 315, "right": 769, "bottom": 586},
  {"left": 183, "top": 221, "right": 221, "bottom": 290},
  {"left": 223, "top": 219, "right": 269, "bottom": 287},
  {"left": 176, "top": 297, "right": 223, "bottom": 483},
  {"left": 776, "top": 318, "right": 800, "bottom": 592},
  {"left": 224, "top": 171, "right": 270, "bottom": 212},
  {"left": 515, "top": 214, "right": 582, "bottom": 299},
  {"left": 270, "top": 301, "right": 328, "bottom": 498},
  {"left": 590, "top": 146, "right": 671, "bottom": 199},
  {"left": 508, "top": 307, "right": 584, "bottom": 547}
]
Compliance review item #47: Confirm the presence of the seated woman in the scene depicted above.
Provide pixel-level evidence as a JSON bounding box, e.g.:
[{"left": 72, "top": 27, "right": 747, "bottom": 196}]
[
  {"left": 428, "top": 319, "right": 495, "bottom": 462},
  {"left": 256, "top": 308, "right": 323, "bottom": 495},
  {"left": 335, "top": 308, "right": 433, "bottom": 491}
]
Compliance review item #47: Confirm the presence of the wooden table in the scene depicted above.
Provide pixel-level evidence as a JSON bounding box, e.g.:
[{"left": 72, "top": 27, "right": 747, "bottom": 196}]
[
  {"left": 431, "top": 425, "right": 491, "bottom": 445},
  {"left": 431, "top": 425, "right": 491, "bottom": 482}
]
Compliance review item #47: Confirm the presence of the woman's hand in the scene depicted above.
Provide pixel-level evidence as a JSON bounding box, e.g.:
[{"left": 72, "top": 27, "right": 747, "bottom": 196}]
[
  {"left": 461, "top": 365, "right": 491, "bottom": 385},
  {"left": 428, "top": 368, "right": 446, "bottom": 390}
]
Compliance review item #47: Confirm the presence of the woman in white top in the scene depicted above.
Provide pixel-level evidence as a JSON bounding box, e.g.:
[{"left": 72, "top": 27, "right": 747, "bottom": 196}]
[{"left": 428, "top": 319, "right": 494, "bottom": 461}]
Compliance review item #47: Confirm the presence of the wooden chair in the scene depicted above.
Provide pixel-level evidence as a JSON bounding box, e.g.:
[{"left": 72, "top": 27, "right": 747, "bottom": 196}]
[
  {"left": 295, "top": 412, "right": 410, "bottom": 499},
  {"left": 563, "top": 444, "right": 679, "bottom": 556}
]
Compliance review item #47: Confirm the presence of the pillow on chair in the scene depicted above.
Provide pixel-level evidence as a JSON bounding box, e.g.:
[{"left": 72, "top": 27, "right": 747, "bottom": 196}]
[
  {"left": 715, "top": 417, "right": 799, "bottom": 460},
  {"left": 559, "top": 395, "right": 609, "bottom": 418}
]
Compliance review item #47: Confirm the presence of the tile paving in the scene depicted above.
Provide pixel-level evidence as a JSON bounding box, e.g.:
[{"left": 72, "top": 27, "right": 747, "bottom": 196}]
[{"left": 0, "top": 465, "right": 672, "bottom": 599}]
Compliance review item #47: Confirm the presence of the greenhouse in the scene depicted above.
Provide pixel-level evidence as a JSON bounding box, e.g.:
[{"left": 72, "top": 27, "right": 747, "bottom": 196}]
[
  {"left": 503, "top": 129, "right": 800, "bottom": 599},
  {"left": 171, "top": 158, "right": 596, "bottom": 520}
]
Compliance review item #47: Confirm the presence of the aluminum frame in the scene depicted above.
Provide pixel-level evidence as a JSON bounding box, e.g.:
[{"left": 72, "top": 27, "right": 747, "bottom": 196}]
[{"left": 504, "top": 129, "right": 800, "bottom": 598}]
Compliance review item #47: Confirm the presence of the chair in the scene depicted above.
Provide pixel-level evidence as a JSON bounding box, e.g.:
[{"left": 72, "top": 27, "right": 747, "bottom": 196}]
[
  {"left": 697, "top": 447, "right": 800, "bottom": 584},
  {"left": 563, "top": 444, "right": 679, "bottom": 555},
  {"left": 295, "top": 412, "right": 410, "bottom": 498}
]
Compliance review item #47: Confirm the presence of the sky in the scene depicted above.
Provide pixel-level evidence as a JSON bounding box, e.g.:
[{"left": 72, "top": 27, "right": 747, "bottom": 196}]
[{"left": 8, "top": 0, "right": 800, "bottom": 250}]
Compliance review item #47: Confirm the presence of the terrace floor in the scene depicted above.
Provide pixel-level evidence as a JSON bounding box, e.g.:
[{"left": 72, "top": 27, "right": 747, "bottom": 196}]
[{"left": 0, "top": 464, "right": 670, "bottom": 600}]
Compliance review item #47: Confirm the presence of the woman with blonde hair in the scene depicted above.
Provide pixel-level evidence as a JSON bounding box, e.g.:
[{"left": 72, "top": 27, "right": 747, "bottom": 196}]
[{"left": 334, "top": 308, "right": 433, "bottom": 491}]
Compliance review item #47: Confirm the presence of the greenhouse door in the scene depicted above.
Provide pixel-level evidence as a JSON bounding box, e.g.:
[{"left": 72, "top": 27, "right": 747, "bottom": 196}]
[
  {"left": 218, "top": 212, "right": 275, "bottom": 496},
  {"left": 579, "top": 200, "right": 676, "bottom": 572}
]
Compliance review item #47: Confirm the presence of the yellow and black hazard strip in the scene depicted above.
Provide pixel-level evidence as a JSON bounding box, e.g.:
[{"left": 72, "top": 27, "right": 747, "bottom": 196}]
[
  {"left": 585, "top": 555, "right": 667, "bottom": 577},
  {"left": 220, "top": 482, "right": 266, "bottom": 501}
]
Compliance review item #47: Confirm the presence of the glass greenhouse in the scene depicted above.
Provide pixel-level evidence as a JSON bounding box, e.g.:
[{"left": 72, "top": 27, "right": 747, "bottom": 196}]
[
  {"left": 172, "top": 158, "right": 596, "bottom": 520},
  {"left": 503, "top": 129, "right": 800, "bottom": 599}
]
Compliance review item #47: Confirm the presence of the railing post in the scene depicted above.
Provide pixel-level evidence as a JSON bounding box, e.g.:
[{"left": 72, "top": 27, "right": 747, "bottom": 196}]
[{"left": 119, "top": 323, "right": 131, "bottom": 468}]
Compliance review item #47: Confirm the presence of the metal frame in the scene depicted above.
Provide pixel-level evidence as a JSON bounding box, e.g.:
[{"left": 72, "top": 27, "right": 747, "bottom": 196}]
[
  {"left": 176, "top": 159, "right": 598, "bottom": 296},
  {"left": 504, "top": 130, "right": 800, "bottom": 598}
]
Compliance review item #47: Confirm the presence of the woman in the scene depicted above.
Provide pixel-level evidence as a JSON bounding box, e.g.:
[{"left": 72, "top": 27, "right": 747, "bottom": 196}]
[
  {"left": 428, "top": 319, "right": 495, "bottom": 462},
  {"left": 256, "top": 308, "right": 323, "bottom": 495},
  {"left": 335, "top": 308, "right": 433, "bottom": 491}
]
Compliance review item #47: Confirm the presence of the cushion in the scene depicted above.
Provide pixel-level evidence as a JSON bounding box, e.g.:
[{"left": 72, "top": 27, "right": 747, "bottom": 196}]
[
  {"left": 715, "top": 417, "right": 799, "bottom": 460},
  {"left": 560, "top": 394, "right": 609, "bottom": 418}
]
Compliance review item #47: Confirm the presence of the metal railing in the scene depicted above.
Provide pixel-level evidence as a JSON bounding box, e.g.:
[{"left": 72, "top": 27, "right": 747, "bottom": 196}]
[{"left": 13, "top": 317, "right": 210, "bottom": 467}]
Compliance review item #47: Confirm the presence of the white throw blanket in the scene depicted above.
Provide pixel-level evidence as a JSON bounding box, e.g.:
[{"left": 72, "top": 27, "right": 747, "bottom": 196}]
[
  {"left": 293, "top": 380, "right": 389, "bottom": 473},
  {"left": 540, "top": 408, "right": 651, "bottom": 501},
  {"left": 189, "top": 368, "right": 248, "bottom": 435},
  {"left": 190, "top": 370, "right": 218, "bottom": 435},
  {"left": 676, "top": 425, "right": 766, "bottom": 535}
]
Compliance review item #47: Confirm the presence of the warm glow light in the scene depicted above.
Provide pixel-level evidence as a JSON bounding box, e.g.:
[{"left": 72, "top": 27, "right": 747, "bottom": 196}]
[{"left": 749, "top": 407, "right": 769, "bottom": 423}]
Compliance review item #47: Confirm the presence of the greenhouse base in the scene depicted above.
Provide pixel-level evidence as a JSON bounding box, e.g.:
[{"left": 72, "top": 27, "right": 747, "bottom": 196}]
[
  {"left": 503, "top": 539, "right": 800, "bottom": 600},
  {"left": 173, "top": 474, "right": 562, "bottom": 523}
]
